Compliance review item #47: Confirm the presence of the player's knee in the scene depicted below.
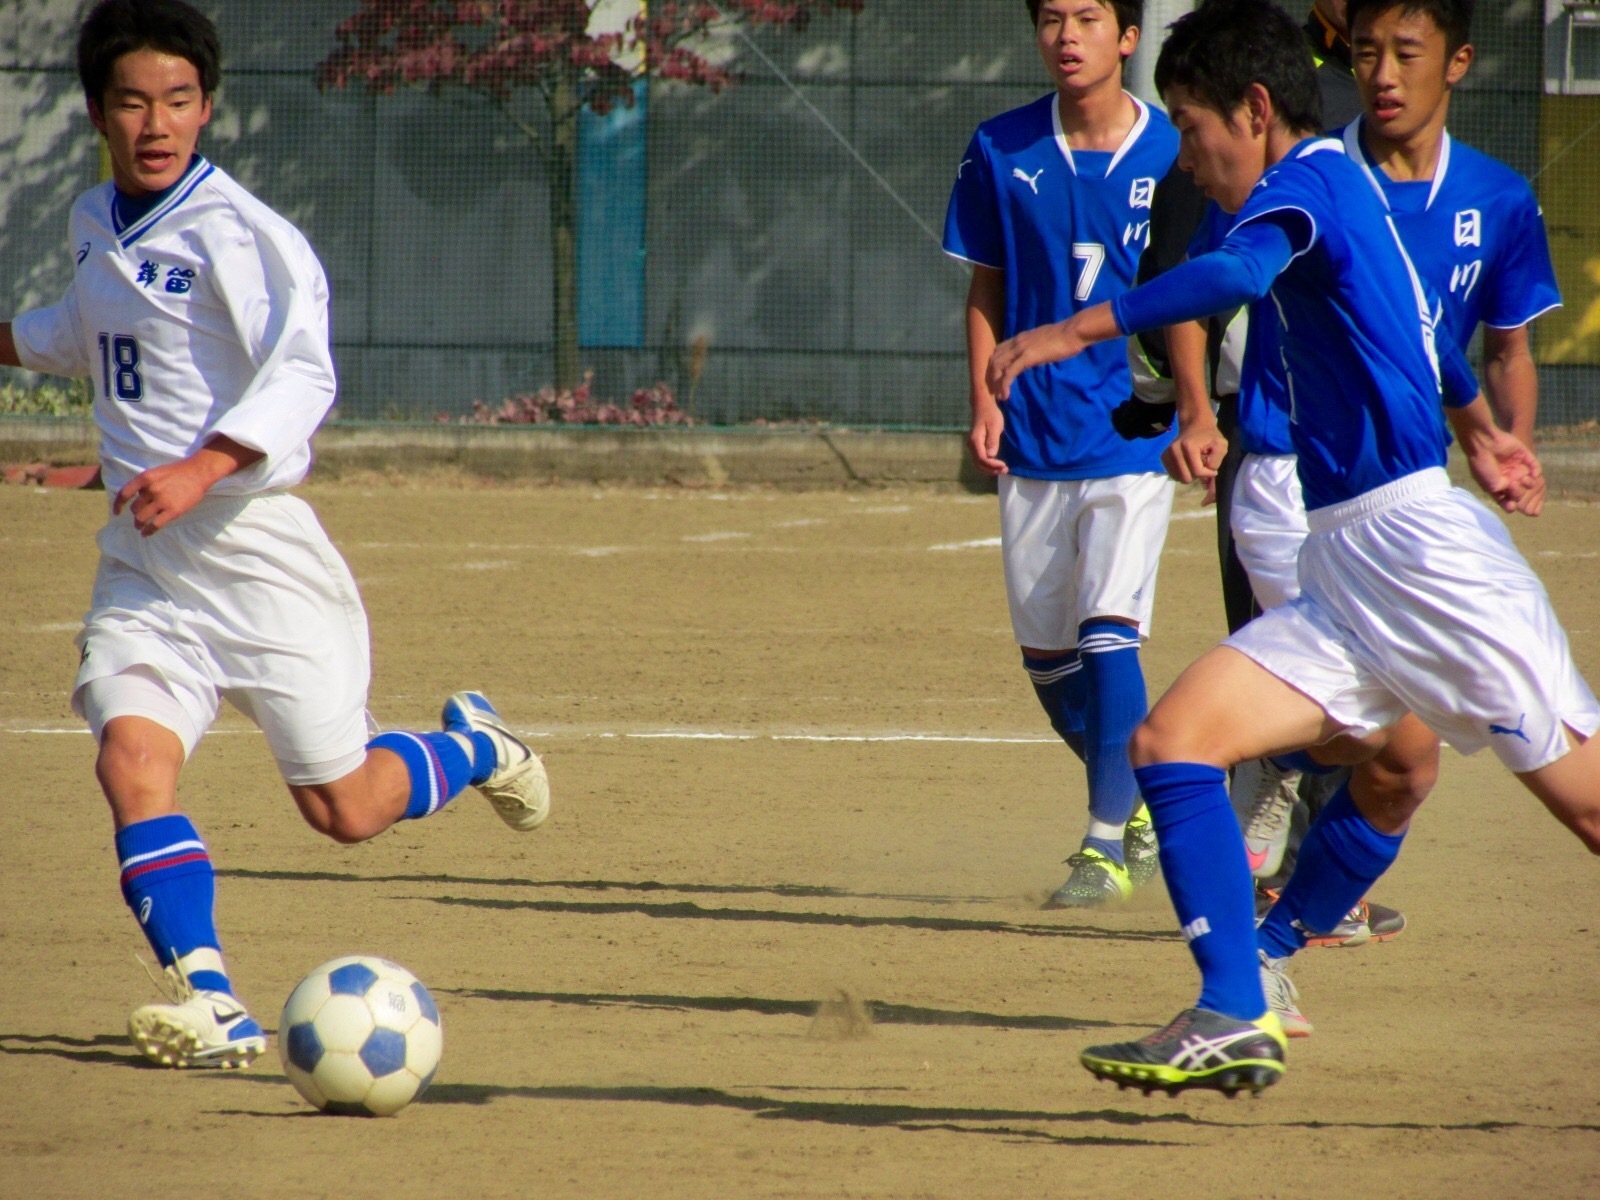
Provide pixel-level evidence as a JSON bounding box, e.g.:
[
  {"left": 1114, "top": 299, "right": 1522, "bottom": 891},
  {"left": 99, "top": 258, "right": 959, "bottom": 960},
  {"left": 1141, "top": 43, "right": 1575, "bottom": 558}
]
[
  {"left": 295, "top": 789, "right": 387, "bottom": 845},
  {"left": 1128, "top": 716, "right": 1169, "bottom": 768}
]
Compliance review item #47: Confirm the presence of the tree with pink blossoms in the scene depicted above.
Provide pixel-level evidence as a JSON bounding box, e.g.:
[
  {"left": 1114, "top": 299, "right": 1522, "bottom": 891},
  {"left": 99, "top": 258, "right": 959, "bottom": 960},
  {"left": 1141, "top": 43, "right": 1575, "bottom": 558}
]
[{"left": 319, "top": 1, "right": 862, "bottom": 390}]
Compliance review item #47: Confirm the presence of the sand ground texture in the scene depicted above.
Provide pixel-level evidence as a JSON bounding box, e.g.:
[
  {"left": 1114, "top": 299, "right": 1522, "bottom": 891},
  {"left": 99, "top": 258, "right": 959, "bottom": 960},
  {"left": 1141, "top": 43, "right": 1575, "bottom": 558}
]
[{"left": 2, "top": 479, "right": 1597, "bottom": 1199}]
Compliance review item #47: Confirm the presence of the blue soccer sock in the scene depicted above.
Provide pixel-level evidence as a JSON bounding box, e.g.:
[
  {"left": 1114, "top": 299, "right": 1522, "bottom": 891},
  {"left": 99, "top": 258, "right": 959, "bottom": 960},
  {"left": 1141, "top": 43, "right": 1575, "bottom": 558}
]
[
  {"left": 368, "top": 730, "right": 479, "bottom": 820},
  {"left": 1077, "top": 620, "right": 1148, "bottom": 864},
  {"left": 1134, "top": 762, "right": 1266, "bottom": 1021},
  {"left": 1258, "top": 783, "right": 1406, "bottom": 960},
  {"left": 116, "top": 814, "right": 232, "bottom": 994},
  {"left": 1023, "top": 651, "right": 1087, "bottom": 762}
]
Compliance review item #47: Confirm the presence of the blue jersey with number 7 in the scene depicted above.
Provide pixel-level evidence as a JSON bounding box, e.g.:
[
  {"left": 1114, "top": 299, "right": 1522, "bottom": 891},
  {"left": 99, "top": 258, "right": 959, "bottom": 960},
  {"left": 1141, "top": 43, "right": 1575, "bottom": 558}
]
[{"left": 944, "top": 94, "right": 1178, "bottom": 480}]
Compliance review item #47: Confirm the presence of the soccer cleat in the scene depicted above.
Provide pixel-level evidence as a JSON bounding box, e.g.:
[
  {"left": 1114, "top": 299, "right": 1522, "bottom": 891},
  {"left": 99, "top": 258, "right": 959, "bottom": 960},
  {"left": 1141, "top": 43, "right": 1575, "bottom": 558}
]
[
  {"left": 1043, "top": 849, "right": 1134, "bottom": 909},
  {"left": 1303, "top": 899, "right": 1406, "bottom": 948},
  {"left": 1081, "top": 1007, "right": 1287, "bottom": 1097},
  {"left": 1123, "top": 805, "right": 1160, "bottom": 887},
  {"left": 441, "top": 690, "right": 550, "bottom": 832},
  {"left": 1259, "top": 950, "right": 1312, "bottom": 1038},
  {"left": 129, "top": 964, "right": 266, "bottom": 1069},
  {"left": 1234, "top": 757, "right": 1299, "bottom": 878}
]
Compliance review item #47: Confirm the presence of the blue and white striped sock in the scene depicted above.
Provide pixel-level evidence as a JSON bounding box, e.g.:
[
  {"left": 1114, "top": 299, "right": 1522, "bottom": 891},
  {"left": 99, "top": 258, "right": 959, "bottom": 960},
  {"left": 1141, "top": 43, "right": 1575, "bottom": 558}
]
[
  {"left": 1077, "top": 620, "right": 1148, "bottom": 863},
  {"left": 368, "top": 731, "right": 477, "bottom": 820},
  {"left": 1023, "top": 651, "right": 1087, "bottom": 761},
  {"left": 116, "top": 814, "right": 231, "bottom": 994}
]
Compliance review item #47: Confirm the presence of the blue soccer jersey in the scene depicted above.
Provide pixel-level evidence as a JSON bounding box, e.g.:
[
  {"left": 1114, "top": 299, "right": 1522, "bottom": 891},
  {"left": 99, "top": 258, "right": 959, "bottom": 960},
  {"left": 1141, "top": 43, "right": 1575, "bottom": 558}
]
[
  {"left": 1340, "top": 122, "right": 1561, "bottom": 352},
  {"left": 1188, "top": 204, "right": 1295, "bottom": 458},
  {"left": 944, "top": 94, "right": 1179, "bottom": 479},
  {"left": 1227, "top": 140, "right": 1480, "bottom": 510}
]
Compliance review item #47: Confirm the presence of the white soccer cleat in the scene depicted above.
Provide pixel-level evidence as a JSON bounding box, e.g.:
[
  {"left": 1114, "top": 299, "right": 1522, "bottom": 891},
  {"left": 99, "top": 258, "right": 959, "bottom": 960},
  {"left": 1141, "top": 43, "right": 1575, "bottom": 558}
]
[
  {"left": 1258, "top": 949, "right": 1313, "bottom": 1038},
  {"left": 1234, "top": 757, "right": 1299, "bottom": 878},
  {"left": 441, "top": 690, "right": 550, "bottom": 832},
  {"left": 129, "top": 964, "right": 267, "bottom": 1069}
]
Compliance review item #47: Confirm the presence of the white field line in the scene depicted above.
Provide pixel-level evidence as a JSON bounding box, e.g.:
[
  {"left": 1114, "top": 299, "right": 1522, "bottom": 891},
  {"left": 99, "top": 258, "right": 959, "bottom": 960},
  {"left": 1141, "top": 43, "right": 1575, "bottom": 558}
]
[{"left": 2, "top": 720, "right": 1055, "bottom": 746}]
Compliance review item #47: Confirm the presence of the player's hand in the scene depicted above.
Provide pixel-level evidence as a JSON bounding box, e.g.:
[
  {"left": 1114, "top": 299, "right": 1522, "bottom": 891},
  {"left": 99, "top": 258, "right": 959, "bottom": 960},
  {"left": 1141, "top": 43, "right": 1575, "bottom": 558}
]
[
  {"left": 1162, "top": 417, "right": 1228, "bottom": 493},
  {"left": 968, "top": 402, "right": 1008, "bottom": 476},
  {"left": 986, "top": 319, "right": 1084, "bottom": 402},
  {"left": 1462, "top": 424, "right": 1544, "bottom": 516},
  {"left": 113, "top": 458, "right": 218, "bottom": 536},
  {"left": 112, "top": 438, "right": 262, "bottom": 536}
]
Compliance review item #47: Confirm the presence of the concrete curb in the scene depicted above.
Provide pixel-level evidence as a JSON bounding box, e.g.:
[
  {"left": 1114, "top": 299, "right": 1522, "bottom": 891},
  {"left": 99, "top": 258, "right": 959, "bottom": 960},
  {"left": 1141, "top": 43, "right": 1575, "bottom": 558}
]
[{"left": 4, "top": 415, "right": 1596, "bottom": 496}]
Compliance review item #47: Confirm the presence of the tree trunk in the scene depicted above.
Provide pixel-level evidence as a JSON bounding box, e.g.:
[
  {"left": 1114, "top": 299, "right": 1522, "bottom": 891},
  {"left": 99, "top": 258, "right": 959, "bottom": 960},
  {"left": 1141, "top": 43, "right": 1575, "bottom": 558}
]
[{"left": 549, "top": 67, "right": 582, "bottom": 391}]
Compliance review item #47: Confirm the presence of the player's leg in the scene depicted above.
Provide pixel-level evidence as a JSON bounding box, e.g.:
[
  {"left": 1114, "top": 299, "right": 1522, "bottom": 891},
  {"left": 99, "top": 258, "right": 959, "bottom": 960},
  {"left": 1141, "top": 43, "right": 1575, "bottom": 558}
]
[
  {"left": 1079, "top": 643, "right": 1339, "bottom": 1093},
  {"left": 213, "top": 495, "right": 549, "bottom": 842},
  {"left": 1517, "top": 727, "right": 1600, "bottom": 852},
  {"left": 1045, "top": 473, "right": 1174, "bottom": 908},
  {"left": 1253, "top": 715, "right": 1438, "bottom": 1034},
  {"left": 999, "top": 477, "right": 1109, "bottom": 901},
  {"left": 284, "top": 692, "right": 550, "bottom": 843},
  {"left": 81, "top": 667, "right": 267, "bottom": 1068},
  {"left": 1227, "top": 452, "right": 1307, "bottom": 879}
]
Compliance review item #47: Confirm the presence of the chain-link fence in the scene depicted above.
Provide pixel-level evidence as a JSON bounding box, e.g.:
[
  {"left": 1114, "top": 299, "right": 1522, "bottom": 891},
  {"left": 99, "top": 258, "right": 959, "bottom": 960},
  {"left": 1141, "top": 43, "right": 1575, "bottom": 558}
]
[{"left": 2, "top": 1, "right": 1597, "bottom": 431}]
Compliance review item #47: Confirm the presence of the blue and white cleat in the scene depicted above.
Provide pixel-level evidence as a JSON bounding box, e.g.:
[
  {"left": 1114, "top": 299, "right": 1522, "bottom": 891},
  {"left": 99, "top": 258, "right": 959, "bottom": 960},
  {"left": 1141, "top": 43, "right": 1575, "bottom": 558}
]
[
  {"left": 441, "top": 690, "right": 551, "bottom": 832},
  {"left": 129, "top": 966, "right": 267, "bottom": 1069}
]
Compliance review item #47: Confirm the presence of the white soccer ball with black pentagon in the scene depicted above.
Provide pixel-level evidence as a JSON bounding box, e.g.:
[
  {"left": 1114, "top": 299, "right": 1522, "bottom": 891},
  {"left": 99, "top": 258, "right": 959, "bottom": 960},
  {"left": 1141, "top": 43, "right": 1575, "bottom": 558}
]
[{"left": 279, "top": 956, "right": 442, "bottom": 1116}]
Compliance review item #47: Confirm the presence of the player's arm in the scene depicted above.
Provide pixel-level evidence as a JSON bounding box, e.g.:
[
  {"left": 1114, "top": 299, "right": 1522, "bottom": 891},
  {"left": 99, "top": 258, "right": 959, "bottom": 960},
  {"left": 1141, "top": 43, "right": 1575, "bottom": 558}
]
[
  {"left": 1161, "top": 317, "right": 1227, "bottom": 489},
  {"left": 988, "top": 220, "right": 1294, "bottom": 400},
  {"left": 1481, "top": 324, "right": 1537, "bottom": 446},
  {"left": 966, "top": 264, "right": 1008, "bottom": 476},
  {"left": 113, "top": 435, "right": 266, "bottom": 537},
  {"left": 0, "top": 323, "right": 20, "bottom": 368}
]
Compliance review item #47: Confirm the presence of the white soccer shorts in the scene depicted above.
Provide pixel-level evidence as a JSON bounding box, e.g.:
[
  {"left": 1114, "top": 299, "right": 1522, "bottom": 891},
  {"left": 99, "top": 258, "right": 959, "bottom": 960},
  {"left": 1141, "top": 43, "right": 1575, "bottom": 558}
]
[
  {"left": 72, "top": 492, "right": 374, "bottom": 785},
  {"left": 999, "top": 472, "right": 1175, "bottom": 650},
  {"left": 1227, "top": 468, "right": 1600, "bottom": 773},
  {"left": 1231, "top": 453, "right": 1308, "bottom": 612}
]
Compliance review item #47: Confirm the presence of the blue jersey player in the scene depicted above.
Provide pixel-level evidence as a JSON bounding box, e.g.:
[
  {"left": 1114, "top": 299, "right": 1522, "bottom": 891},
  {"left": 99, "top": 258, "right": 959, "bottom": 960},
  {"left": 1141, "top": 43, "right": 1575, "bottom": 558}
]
[
  {"left": 989, "top": 0, "right": 1599, "bottom": 1096},
  {"left": 943, "top": 0, "right": 1179, "bottom": 909}
]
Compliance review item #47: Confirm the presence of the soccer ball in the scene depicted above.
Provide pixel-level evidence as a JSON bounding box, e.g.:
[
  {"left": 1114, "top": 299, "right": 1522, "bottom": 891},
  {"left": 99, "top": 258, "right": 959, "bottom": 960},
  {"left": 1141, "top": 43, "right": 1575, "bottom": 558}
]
[{"left": 279, "top": 956, "right": 442, "bottom": 1116}]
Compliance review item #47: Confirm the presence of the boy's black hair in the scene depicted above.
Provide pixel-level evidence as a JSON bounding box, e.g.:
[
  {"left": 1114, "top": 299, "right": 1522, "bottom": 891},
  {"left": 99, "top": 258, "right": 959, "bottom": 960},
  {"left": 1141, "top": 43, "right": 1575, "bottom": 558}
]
[
  {"left": 1154, "top": 0, "right": 1322, "bottom": 133},
  {"left": 1027, "top": 0, "right": 1145, "bottom": 37},
  {"left": 1346, "top": 0, "right": 1474, "bottom": 55},
  {"left": 78, "top": 0, "right": 221, "bottom": 106}
]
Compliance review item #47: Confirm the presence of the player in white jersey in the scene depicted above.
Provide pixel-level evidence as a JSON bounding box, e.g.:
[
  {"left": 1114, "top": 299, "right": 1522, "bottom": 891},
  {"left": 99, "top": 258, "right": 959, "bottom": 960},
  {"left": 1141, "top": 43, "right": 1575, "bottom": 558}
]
[{"left": 0, "top": 0, "right": 550, "bottom": 1070}]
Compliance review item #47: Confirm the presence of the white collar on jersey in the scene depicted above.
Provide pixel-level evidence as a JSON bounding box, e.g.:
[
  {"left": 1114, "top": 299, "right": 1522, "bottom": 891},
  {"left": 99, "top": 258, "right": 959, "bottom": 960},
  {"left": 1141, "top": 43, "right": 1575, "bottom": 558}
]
[
  {"left": 1342, "top": 118, "right": 1452, "bottom": 212},
  {"left": 1051, "top": 92, "right": 1151, "bottom": 177},
  {"left": 112, "top": 154, "right": 216, "bottom": 248}
]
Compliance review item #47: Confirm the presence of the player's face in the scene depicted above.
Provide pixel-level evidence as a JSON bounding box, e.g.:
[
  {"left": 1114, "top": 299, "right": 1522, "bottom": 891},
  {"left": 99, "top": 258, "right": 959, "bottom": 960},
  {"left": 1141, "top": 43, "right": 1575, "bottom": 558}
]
[
  {"left": 1035, "top": 1, "right": 1138, "bottom": 97},
  {"left": 88, "top": 48, "right": 212, "bottom": 197},
  {"left": 1166, "top": 86, "right": 1265, "bottom": 213},
  {"left": 1352, "top": 7, "right": 1472, "bottom": 144}
]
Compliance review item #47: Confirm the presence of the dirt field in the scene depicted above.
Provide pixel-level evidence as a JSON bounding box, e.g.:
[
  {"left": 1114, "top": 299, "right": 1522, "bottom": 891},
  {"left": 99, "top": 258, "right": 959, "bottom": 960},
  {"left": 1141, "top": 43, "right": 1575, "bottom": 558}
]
[{"left": 2, "top": 477, "right": 1598, "bottom": 1199}]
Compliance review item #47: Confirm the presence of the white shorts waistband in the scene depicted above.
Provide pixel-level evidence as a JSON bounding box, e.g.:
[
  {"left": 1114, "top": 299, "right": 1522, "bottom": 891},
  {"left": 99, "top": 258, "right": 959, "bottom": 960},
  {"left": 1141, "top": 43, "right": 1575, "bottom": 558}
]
[{"left": 1305, "top": 468, "right": 1451, "bottom": 535}]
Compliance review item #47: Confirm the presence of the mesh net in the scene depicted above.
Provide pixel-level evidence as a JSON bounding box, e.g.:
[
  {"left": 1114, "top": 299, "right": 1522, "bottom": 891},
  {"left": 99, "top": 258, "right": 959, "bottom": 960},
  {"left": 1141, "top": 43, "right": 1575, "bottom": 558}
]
[{"left": 1, "top": 0, "right": 1597, "bottom": 435}]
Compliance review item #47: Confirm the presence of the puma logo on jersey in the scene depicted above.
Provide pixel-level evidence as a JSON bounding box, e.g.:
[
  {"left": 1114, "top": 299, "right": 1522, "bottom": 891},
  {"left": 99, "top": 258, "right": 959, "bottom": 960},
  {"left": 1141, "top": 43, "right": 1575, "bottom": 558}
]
[
  {"left": 1489, "top": 714, "right": 1531, "bottom": 745},
  {"left": 1012, "top": 167, "right": 1044, "bottom": 194},
  {"left": 1454, "top": 209, "right": 1482, "bottom": 248},
  {"left": 1181, "top": 916, "right": 1212, "bottom": 943}
]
